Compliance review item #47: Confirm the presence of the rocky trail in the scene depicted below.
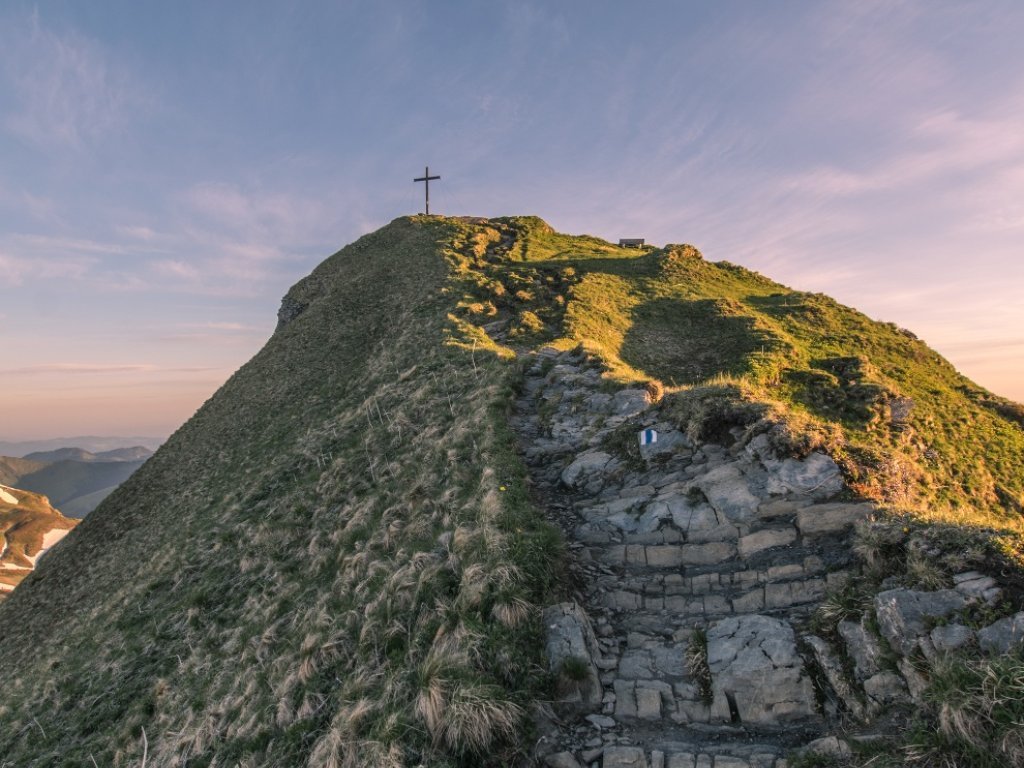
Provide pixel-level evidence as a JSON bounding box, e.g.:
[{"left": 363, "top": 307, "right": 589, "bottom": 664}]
[{"left": 509, "top": 347, "right": 1021, "bottom": 768}]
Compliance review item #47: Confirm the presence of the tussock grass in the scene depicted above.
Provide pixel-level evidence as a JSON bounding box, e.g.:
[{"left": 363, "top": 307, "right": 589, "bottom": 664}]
[
  {"left": 904, "top": 651, "right": 1024, "bottom": 768},
  {"left": 685, "top": 628, "right": 713, "bottom": 705}
]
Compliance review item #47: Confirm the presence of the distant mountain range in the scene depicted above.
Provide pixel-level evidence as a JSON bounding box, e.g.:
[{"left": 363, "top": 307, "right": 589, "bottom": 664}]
[
  {"left": 0, "top": 445, "right": 154, "bottom": 518},
  {"left": 0, "top": 436, "right": 164, "bottom": 457},
  {"left": 22, "top": 446, "right": 154, "bottom": 463}
]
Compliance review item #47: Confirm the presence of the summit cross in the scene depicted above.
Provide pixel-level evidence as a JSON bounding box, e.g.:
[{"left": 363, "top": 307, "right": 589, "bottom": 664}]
[{"left": 413, "top": 165, "right": 440, "bottom": 215}]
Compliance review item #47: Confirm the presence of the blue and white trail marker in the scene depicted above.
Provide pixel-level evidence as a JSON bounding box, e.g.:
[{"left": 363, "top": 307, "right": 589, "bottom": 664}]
[{"left": 639, "top": 428, "right": 658, "bottom": 447}]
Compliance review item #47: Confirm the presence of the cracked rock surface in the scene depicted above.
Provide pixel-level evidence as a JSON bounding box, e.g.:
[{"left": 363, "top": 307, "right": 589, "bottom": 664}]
[
  {"left": 514, "top": 349, "right": 855, "bottom": 768},
  {"left": 518, "top": 348, "right": 1021, "bottom": 768}
]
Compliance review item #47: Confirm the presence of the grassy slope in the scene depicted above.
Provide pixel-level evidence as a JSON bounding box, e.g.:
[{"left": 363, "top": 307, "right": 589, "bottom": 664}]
[
  {"left": 474, "top": 221, "right": 1024, "bottom": 525},
  {"left": 0, "top": 217, "right": 562, "bottom": 767},
  {"left": 0, "top": 216, "right": 1020, "bottom": 766}
]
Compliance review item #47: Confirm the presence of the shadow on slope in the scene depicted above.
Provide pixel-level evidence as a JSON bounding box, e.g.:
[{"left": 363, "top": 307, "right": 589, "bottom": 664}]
[{"left": 620, "top": 296, "right": 774, "bottom": 386}]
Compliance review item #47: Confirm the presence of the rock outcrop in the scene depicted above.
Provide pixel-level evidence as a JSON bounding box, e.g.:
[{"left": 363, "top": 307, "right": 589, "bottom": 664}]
[{"left": 517, "top": 347, "right": 1023, "bottom": 768}]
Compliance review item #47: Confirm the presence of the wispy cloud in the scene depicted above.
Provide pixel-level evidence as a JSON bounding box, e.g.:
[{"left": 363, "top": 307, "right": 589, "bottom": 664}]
[
  {"left": 151, "top": 320, "right": 266, "bottom": 344},
  {"left": 0, "top": 364, "right": 217, "bottom": 377},
  {"left": 0, "top": 249, "right": 96, "bottom": 286},
  {"left": 0, "top": 10, "right": 145, "bottom": 150}
]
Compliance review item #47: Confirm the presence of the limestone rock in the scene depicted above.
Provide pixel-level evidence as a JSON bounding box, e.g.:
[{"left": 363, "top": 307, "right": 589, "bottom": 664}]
[
  {"left": 837, "top": 619, "right": 884, "bottom": 681},
  {"left": 694, "top": 464, "right": 760, "bottom": 522},
  {"left": 862, "top": 671, "right": 909, "bottom": 710},
  {"left": 874, "top": 588, "right": 966, "bottom": 656},
  {"left": 543, "top": 602, "right": 603, "bottom": 708},
  {"left": 796, "top": 502, "right": 874, "bottom": 537},
  {"left": 897, "top": 658, "right": 929, "bottom": 701},
  {"left": 806, "top": 635, "right": 865, "bottom": 720},
  {"left": 640, "top": 428, "right": 691, "bottom": 458},
  {"left": 713, "top": 758, "right": 750, "bottom": 768},
  {"left": 666, "top": 753, "right": 696, "bottom": 768},
  {"left": 765, "top": 452, "right": 844, "bottom": 499},
  {"left": 928, "top": 623, "right": 975, "bottom": 655},
  {"left": 664, "top": 497, "right": 723, "bottom": 536},
  {"left": 635, "top": 685, "right": 662, "bottom": 719},
  {"left": 757, "top": 499, "right": 801, "bottom": 520},
  {"left": 706, "top": 614, "right": 818, "bottom": 725},
  {"left": 602, "top": 746, "right": 648, "bottom": 768},
  {"left": 562, "top": 451, "right": 615, "bottom": 488},
  {"left": 680, "top": 541, "right": 736, "bottom": 566},
  {"left": 953, "top": 571, "right": 1001, "bottom": 604},
  {"left": 738, "top": 527, "right": 796, "bottom": 557},
  {"left": 586, "top": 713, "right": 616, "bottom": 728},
  {"left": 611, "top": 388, "right": 651, "bottom": 417},
  {"left": 545, "top": 752, "right": 583, "bottom": 768},
  {"left": 802, "top": 736, "right": 851, "bottom": 759},
  {"left": 977, "top": 611, "right": 1024, "bottom": 655},
  {"left": 888, "top": 396, "right": 914, "bottom": 426}
]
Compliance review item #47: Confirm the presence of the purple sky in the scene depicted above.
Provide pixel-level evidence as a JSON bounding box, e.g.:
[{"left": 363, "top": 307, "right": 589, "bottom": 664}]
[{"left": 1, "top": 1, "right": 1023, "bottom": 440}]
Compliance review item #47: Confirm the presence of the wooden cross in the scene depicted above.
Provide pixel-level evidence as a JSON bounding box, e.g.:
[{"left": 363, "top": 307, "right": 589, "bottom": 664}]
[{"left": 413, "top": 165, "right": 440, "bottom": 215}]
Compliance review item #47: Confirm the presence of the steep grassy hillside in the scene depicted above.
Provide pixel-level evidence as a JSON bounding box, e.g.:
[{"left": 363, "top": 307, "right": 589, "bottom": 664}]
[
  {"left": 0, "top": 215, "right": 1020, "bottom": 767},
  {"left": 0, "top": 217, "right": 562, "bottom": 767}
]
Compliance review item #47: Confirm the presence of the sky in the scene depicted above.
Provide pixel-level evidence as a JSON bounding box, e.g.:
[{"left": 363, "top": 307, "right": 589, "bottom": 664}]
[{"left": 1, "top": 1, "right": 1023, "bottom": 440}]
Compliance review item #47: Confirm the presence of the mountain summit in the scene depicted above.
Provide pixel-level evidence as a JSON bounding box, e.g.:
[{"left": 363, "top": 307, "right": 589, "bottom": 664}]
[{"left": 0, "top": 217, "right": 1021, "bottom": 767}]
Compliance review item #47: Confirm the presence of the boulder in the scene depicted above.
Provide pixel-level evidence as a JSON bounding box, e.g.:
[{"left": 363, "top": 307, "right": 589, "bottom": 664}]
[
  {"left": 611, "top": 389, "right": 650, "bottom": 417},
  {"left": 862, "top": 671, "right": 909, "bottom": 709},
  {"left": 977, "top": 612, "right": 1024, "bottom": 655},
  {"left": 796, "top": 503, "right": 875, "bottom": 537},
  {"left": 706, "top": 615, "right": 818, "bottom": 725},
  {"left": 738, "top": 527, "right": 796, "bottom": 557},
  {"left": 543, "top": 602, "right": 603, "bottom": 708},
  {"left": 929, "top": 623, "right": 975, "bottom": 655},
  {"left": 694, "top": 464, "right": 760, "bottom": 522},
  {"left": 897, "top": 658, "right": 929, "bottom": 701},
  {"left": 802, "top": 736, "right": 852, "bottom": 759},
  {"left": 888, "top": 397, "right": 915, "bottom": 426},
  {"left": 602, "top": 746, "right": 648, "bottom": 768},
  {"left": 639, "top": 428, "right": 691, "bottom": 458},
  {"left": 806, "top": 635, "right": 865, "bottom": 720},
  {"left": 562, "top": 451, "right": 615, "bottom": 488},
  {"left": 585, "top": 714, "right": 615, "bottom": 729},
  {"left": 874, "top": 588, "right": 966, "bottom": 655},
  {"left": 545, "top": 753, "right": 583, "bottom": 768},
  {"left": 765, "top": 452, "right": 844, "bottom": 499},
  {"left": 837, "top": 620, "right": 884, "bottom": 681},
  {"left": 663, "top": 497, "right": 723, "bottom": 536},
  {"left": 953, "top": 571, "right": 1001, "bottom": 604}
]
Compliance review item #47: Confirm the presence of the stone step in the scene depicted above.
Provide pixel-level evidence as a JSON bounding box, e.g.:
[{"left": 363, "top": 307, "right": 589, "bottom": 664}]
[
  {"left": 588, "top": 539, "right": 819, "bottom": 571},
  {"left": 597, "top": 575, "right": 830, "bottom": 616},
  {"left": 594, "top": 742, "right": 787, "bottom": 768}
]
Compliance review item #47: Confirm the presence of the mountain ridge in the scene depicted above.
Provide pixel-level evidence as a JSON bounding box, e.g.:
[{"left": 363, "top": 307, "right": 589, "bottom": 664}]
[
  {"left": 0, "top": 216, "right": 1020, "bottom": 767},
  {"left": 23, "top": 446, "right": 154, "bottom": 463},
  {"left": 0, "top": 436, "right": 164, "bottom": 457},
  {"left": 0, "top": 451, "right": 151, "bottom": 518}
]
